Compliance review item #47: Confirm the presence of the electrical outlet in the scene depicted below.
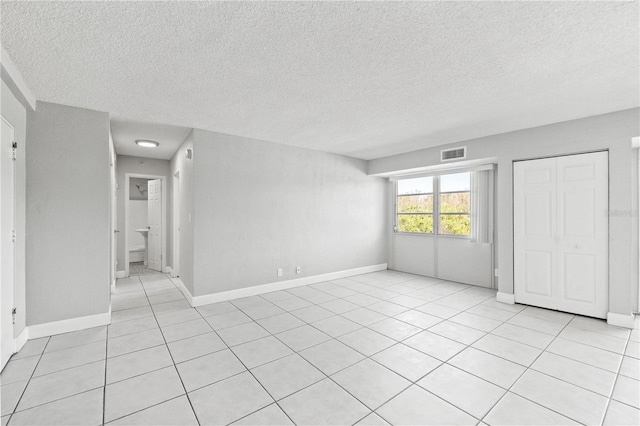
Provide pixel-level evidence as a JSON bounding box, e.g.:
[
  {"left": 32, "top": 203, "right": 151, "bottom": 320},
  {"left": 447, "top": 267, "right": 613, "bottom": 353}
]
[
  {"left": 277, "top": 268, "right": 283, "bottom": 277},
  {"left": 296, "top": 266, "right": 301, "bottom": 274}
]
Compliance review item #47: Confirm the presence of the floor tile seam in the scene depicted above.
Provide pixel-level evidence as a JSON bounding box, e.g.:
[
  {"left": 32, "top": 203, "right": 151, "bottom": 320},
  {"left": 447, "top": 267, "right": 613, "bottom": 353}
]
[
  {"left": 4, "top": 336, "right": 51, "bottom": 417},
  {"left": 561, "top": 323, "right": 631, "bottom": 343},
  {"left": 102, "top": 394, "right": 187, "bottom": 425},
  {"left": 408, "top": 381, "right": 485, "bottom": 422},
  {"left": 529, "top": 348, "right": 623, "bottom": 385},
  {"left": 485, "top": 328, "right": 559, "bottom": 351},
  {"left": 30, "top": 355, "right": 107, "bottom": 382},
  {"left": 110, "top": 312, "right": 156, "bottom": 324},
  {"left": 187, "top": 303, "right": 292, "bottom": 426},
  {"left": 111, "top": 303, "right": 152, "bottom": 313},
  {"left": 329, "top": 371, "right": 412, "bottom": 414},
  {"left": 600, "top": 336, "right": 635, "bottom": 425},
  {"left": 440, "top": 359, "right": 517, "bottom": 392},
  {"left": 102, "top": 311, "right": 112, "bottom": 426},
  {"left": 37, "top": 339, "right": 108, "bottom": 362},
  {"left": 478, "top": 318, "right": 589, "bottom": 426},
  {"left": 554, "top": 334, "right": 627, "bottom": 356},
  {"left": 11, "top": 385, "right": 105, "bottom": 417},
  {"left": 139, "top": 282, "right": 202, "bottom": 426},
  {"left": 495, "top": 318, "right": 563, "bottom": 337}
]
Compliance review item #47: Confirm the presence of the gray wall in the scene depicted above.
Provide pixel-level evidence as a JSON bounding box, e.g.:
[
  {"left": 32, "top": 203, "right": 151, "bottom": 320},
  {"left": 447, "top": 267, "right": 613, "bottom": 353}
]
[
  {"left": 170, "top": 131, "right": 195, "bottom": 293},
  {"left": 369, "top": 108, "right": 640, "bottom": 316},
  {"left": 190, "top": 129, "right": 388, "bottom": 297},
  {"left": 115, "top": 155, "right": 171, "bottom": 272},
  {"left": 26, "top": 101, "right": 110, "bottom": 325},
  {"left": 1, "top": 79, "right": 27, "bottom": 336}
]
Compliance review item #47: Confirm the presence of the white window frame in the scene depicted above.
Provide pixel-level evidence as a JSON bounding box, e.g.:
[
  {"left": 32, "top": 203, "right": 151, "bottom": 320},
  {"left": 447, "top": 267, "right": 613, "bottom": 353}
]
[{"left": 395, "top": 173, "right": 471, "bottom": 238}]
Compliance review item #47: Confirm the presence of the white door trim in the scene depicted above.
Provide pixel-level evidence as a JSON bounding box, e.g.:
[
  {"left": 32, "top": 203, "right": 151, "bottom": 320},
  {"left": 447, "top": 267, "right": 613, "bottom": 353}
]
[
  {"left": 172, "top": 171, "right": 180, "bottom": 278},
  {"left": 124, "top": 173, "right": 167, "bottom": 276}
]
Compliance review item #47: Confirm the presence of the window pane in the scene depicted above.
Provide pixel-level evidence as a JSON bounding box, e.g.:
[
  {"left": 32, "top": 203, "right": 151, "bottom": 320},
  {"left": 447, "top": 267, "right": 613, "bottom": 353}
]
[
  {"left": 398, "top": 194, "right": 434, "bottom": 213},
  {"left": 439, "top": 214, "right": 471, "bottom": 235},
  {"left": 398, "top": 214, "right": 433, "bottom": 233},
  {"left": 440, "top": 172, "right": 470, "bottom": 193},
  {"left": 440, "top": 192, "right": 470, "bottom": 213},
  {"left": 398, "top": 177, "right": 433, "bottom": 195}
]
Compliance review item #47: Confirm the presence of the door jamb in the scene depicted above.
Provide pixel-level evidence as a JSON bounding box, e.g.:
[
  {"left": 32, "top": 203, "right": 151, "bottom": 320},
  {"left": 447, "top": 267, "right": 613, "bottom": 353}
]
[{"left": 124, "top": 173, "right": 167, "bottom": 277}]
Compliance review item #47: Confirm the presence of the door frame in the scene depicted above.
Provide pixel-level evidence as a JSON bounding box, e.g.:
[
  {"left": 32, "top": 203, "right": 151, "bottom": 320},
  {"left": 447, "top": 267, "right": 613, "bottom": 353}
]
[
  {"left": 1, "top": 115, "right": 16, "bottom": 369},
  {"left": 124, "top": 173, "right": 167, "bottom": 277},
  {"left": 172, "top": 171, "right": 180, "bottom": 278},
  {"left": 512, "top": 149, "right": 610, "bottom": 317}
]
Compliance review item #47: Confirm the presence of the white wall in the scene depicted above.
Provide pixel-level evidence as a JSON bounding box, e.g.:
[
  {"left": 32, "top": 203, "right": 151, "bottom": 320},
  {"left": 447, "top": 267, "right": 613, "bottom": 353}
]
[
  {"left": 170, "top": 131, "right": 195, "bottom": 293},
  {"left": 26, "top": 101, "right": 110, "bottom": 325},
  {"left": 370, "top": 108, "right": 640, "bottom": 316},
  {"left": 1, "top": 79, "right": 27, "bottom": 336},
  {"left": 190, "top": 129, "right": 388, "bottom": 297},
  {"left": 115, "top": 155, "right": 171, "bottom": 272}
]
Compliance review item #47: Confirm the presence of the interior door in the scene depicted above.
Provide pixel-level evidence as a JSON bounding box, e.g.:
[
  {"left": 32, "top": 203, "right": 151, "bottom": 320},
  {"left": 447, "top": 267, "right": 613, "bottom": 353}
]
[
  {"left": 147, "top": 179, "right": 162, "bottom": 272},
  {"left": 1, "top": 116, "right": 16, "bottom": 369},
  {"left": 556, "top": 152, "right": 608, "bottom": 317},
  {"left": 514, "top": 157, "right": 558, "bottom": 309},
  {"left": 514, "top": 152, "right": 608, "bottom": 318}
]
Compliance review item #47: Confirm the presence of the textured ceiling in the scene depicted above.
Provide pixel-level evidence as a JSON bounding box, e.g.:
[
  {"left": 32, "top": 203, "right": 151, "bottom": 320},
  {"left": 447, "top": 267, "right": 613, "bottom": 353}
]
[
  {"left": 111, "top": 119, "right": 191, "bottom": 160},
  {"left": 2, "top": 1, "right": 638, "bottom": 160}
]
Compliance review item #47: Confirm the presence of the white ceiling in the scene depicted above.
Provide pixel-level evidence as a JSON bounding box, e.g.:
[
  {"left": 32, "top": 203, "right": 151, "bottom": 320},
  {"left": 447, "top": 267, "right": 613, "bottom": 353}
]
[
  {"left": 110, "top": 119, "right": 191, "bottom": 160},
  {"left": 2, "top": 1, "right": 638, "bottom": 160}
]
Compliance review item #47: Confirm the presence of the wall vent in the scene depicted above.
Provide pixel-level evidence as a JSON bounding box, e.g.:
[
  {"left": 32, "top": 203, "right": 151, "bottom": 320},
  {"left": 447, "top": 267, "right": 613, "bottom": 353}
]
[{"left": 441, "top": 146, "right": 466, "bottom": 162}]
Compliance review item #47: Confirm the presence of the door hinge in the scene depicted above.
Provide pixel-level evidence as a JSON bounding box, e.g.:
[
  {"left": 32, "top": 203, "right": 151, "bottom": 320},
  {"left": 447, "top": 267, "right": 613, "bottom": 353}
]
[
  {"left": 11, "top": 230, "right": 16, "bottom": 243},
  {"left": 12, "top": 141, "right": 17, "bottom": 161},
  {"left": 12, "top": 308, "right": 16, "bottom": 324}
]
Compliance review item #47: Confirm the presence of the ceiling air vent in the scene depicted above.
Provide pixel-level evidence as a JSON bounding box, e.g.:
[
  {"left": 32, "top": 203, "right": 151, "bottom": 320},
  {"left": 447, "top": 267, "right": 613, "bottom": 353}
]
[{"left": 441, "top": 146, "right": 466, "bottom": 162}]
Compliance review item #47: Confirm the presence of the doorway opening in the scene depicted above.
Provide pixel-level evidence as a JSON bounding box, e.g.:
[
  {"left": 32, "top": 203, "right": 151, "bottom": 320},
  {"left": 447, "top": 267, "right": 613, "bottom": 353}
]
[{"left": 124, "top": 173, "right": 167, "bottom": 277}]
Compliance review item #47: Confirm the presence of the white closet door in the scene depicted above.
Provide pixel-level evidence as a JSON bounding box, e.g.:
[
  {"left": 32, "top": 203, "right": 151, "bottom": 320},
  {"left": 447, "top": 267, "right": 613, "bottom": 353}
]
[
  {"left": 556, "top": 152, "right": 608, "bottom": 317},
  {"left": 514, "top": 152, "right": 608, "bottom": 318},
  {"left": 514, "top": 157, "right": 558, "bottom": 309},
  {"left": 147, "top": 179, "right": 162, "bottom": 272}
]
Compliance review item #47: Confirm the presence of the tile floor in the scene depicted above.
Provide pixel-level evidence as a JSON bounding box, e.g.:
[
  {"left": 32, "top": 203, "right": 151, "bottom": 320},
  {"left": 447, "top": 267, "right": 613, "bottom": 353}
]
[{"left": 1, "top": 270, "right": 638, "bottom": 425}]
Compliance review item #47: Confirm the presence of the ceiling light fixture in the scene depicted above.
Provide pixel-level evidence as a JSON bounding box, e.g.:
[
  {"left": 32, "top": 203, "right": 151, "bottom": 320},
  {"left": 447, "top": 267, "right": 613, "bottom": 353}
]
[{"left": 135, "top": 139, "right": 159, "bottom": 148}]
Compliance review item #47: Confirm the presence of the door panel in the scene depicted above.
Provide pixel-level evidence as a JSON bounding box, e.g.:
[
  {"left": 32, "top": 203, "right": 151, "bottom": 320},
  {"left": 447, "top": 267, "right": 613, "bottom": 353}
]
[
  {"left": 514, "top": 157, "right": 557, "bottom": 308},
  {"left": 556, "top": 152, "right": 608, "bottom": 317},
  {"left": 147, "top": 179, "right": 162, "bottom": 272},
  {"left": 514, "top": 152, "right": 608, "bottom": 319},
  {"left": 1, "top": 116, "right": 16, "bottom": 369}
]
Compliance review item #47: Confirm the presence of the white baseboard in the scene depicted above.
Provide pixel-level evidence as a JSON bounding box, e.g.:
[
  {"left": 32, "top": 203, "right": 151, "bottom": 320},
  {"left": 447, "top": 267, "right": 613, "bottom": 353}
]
[
  {"left": 496, "top": 292, "right": 515, "bottom": 304},
  {"left": 28, "top": 310, "right": 112, "bottom": 340},
  {"left": 171, "top": 277, "right": 194, "bottom": 307},
  {"left": 607, "top": 312, "right": 634, "bottom": 329},
  {"left": 15, "top": 327, "right": 28, "bottom": 353},
  {"left": 116, "top": 270, "right": 126, "bottom": 279},
  {"left": 166, "top": 266, "right": 173, "bottom": 276},
  {"left": 191, "top": 263, "right": 388, "bottom": 307}
]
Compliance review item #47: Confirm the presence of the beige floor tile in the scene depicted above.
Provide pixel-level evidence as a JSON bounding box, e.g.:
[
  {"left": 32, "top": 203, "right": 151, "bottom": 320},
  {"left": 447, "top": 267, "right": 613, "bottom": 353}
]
[
  {"left": 251, "top": 353, "right": 325, "bottom": 400},
  {"left": 332, "top": 359, "right": 410, "bottom": 410},
  {"left": 418, "top": 364, "right": 506, "bottom": 418},
  {"left": 449, "top": 347, "right": 525, "bottom": 389},
  {"left": 371, "top": 343, "right": 441, "bottom": 382},
  {"left": 189, "top": 371, "right": 273, "bottom": 425},
  {"left": 176, "top": 348, "right": 246, "bottom": 392},
  {"left": 484, "top": 392, "right": 578, "bottom": 425},
  {"left": 279, "top": 378, "right": 370, "bottom": 425},
  {"left": 376, "top": 385, "right": 476, "bottom": 425},
  {"left": 232, "top": 336, "right": 293, "bottom": 369},
  {"left": 232, "top": 403, "right": 294, "bottom": 425},
  {"left": 9, "top": 388, "right": 103, "bottom": 426},
  {"left": 511, "top": 370, "right": 608, "bottom": 425},
  {"left": 300, "top": 339, "right": 365, "bottom": 375},
  {"left": 109, "top": 395, "right": 198, "bottom": 425},
  {"left": 104, "top": 366, "right": 184, "bottom": 423}
]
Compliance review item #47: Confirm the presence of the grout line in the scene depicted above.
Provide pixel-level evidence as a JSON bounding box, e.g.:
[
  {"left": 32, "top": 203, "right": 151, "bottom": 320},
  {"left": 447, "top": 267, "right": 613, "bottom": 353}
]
[{"left": 599, "top": 333, "right": 633, "bottom": 425}]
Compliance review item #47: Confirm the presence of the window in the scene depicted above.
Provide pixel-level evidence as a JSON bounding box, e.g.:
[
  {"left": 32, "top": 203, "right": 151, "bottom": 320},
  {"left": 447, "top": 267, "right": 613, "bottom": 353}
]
[
  {"left": 439, "top": 172, "right": 470, "bottom": 235},
  {"left": 396, "top": 177, "right": 434, "bottom": 233},
  {"left": 396, "top": 172, "right": 471, "bottom": 236}
]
